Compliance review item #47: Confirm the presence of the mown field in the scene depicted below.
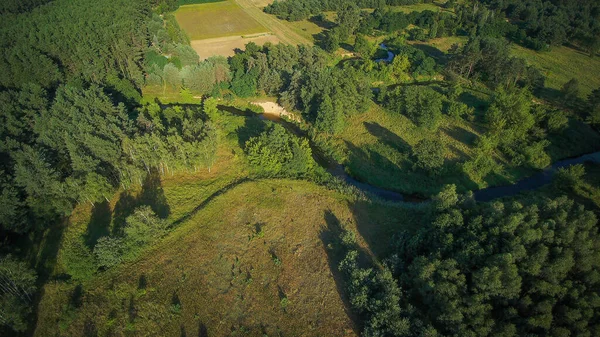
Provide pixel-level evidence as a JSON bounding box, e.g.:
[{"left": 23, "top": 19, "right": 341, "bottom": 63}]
[{"left": 174, "top": 1, "right": 267, "bottom": 40}]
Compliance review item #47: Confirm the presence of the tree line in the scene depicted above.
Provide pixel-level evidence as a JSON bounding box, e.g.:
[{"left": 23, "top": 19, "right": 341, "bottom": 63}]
[{"left": 337, "top": 187, "right": 600, "bottom": 336}]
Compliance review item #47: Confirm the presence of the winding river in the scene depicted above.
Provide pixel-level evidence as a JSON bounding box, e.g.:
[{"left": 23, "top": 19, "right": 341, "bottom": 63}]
[{"left": 219, "top": 104, "right": 600, "bottom": 203}]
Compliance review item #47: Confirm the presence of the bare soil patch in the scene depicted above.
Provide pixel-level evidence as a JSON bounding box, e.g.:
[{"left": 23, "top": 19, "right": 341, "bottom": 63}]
[{"left": 253, "top": 101, "right": 301, "bottom": 122}]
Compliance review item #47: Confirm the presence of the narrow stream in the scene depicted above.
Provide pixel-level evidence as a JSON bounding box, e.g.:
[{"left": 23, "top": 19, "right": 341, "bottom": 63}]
[{"left": 219, "top": 104, "right": 600, "bottom": 203}]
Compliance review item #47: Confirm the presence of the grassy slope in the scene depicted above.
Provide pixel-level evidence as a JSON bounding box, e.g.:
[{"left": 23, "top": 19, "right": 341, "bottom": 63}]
[
  {"left": 174, "top": 1, "right": 267, "bottom": 40},
  {"left": 33, "top": 107, "right": 416, "bottom": 336},
  {"left": 512, "top": 45, "right": 600, "bottom": 98},
  {"left": 332, "top": 97, "right": 600, "bottom": 196}
]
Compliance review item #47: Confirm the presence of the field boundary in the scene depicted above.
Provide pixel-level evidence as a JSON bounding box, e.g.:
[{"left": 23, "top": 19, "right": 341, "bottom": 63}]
[{"left": 233, "top": 0, "right": 312, "bottom": 45}]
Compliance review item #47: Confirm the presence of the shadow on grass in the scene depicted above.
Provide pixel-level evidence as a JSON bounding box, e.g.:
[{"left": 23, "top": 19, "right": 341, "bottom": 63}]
[
  {"left": 411, "top": 43, "right": 448, "bottom": 64},
  {"left": 308, "top": 15, "right": 335, "bottom": 30},
  {"left": 198, "top": 322, "right": 208, "bottom": 337},
  {"left": 27, "top": 219, "right": 68, "bottom": 336},
  {"left": 112, "top": 170, "right": 171, "bottom": 236},
  {"left": 458, "top": 91, "right": 489, "bottom": 120},
  {"left": 171, "top": 177, "right": 251, "bottom": 227},
  {"left": 319, "top": 210, "right": 361, "bottom": 336},
  {"left": 442, "top": 125, "right": 478, "bottom": 146},
  {"left": 363, "top": 122, "right": 412, "bottom": 154},
  {"left": 84, "top": 201, "right": 111, "bottom": 249},
  {"left": 217, "top": 104, "right": 268, "bottom": 149}
]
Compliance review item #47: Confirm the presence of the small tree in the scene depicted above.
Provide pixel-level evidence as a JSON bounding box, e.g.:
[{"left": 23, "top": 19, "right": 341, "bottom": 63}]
[
  {"left": 554, "top": 164, "right": 585, "bottom": 192},
  {"left": 0, "top": 256, "right": 37, "bottom": 332},
  {"left": 354, "top": 34, "right": 376, "bottom": 59},
  {"left": 124, "top": 206, "right": 168, "bottom": 246},
  {"left": 433, "top": 184, "right": 459, "bottom": 211},
  {"left": 412, "top": 139, "right": 445, "bottom": 173},
  {"left": 94, "top": 236, "right": 124, "bottom": 268},
  {"left": 561, "top": 78, "right": 579, "bottom": 107}
]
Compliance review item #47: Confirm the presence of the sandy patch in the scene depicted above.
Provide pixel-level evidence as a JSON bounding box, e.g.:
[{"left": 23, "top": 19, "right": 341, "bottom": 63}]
[
  {"left": 191, "top": 34, "right": 280, "bottom": 60},
  {"left": 253, "top": 101, "right": 301, "bottom": 122}
]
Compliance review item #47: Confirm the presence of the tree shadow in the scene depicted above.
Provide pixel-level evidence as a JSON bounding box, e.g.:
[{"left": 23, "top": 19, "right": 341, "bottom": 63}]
[
  {"left": 411, "top": 43, "right": 447, "bottom": 64},
  {"left": 363, "top": 122, "right": 412, "bottom": 154},
  {"left": 308, "top": 15, "right": 335, "bottom": 30},
  {"left": 217, "top": 104, "right": 269, "bottom": 148},
  {"left": 181, "top": 324, "right": 187, "bottom": 337},
  {"left": 139, "top": 170, "right": 170, "bottom": 219},
  {"left": 458, "top": 91, "right": 488, "bottom": 120},
  {"left": 319, "top": 210, "right": 361, "bottom": 335},
  {"left": 112, "top": 170, "right": 171, "bottom": 235},
  {"left": 236, "top": 116, "right": 268, "bottom": 149},
  {"left": 112, "top": 191, "right": 136, "bottom": 236},
  {"left": 138, "top": 274, "right": 147, "bottom": 289},
  {"left": 198, "top": 322, "right": 208, "bottom": 337},
  {"left": 71, "top": 284, "right": 84, "bottom": 308},
  {"left": 442, "top": 125, "right": 478, "bottom": 146},
  {"left": 84, "top": 201, "right": 112, "bottom": 249}
]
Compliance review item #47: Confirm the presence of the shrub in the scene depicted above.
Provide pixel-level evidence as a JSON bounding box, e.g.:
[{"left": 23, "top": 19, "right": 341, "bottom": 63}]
[
  {"left": 245, "top": 124, "right": 313, "bottom": 177},
  {"left": 94, "top": 236, "right": 124, "bottom": 268},
  {"left": 412, "top": 139, "right": 445, "bottom": 173}
]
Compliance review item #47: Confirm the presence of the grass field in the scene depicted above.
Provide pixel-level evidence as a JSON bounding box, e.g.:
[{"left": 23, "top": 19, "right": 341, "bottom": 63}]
[
  {"left": 329, "top": 95, "right": 600, "bottom": 196},
  {"left": 174, "top": 1, "right": 267, "bottom": 40},
  {"left": 512, "top": 45, "right": 600, "bottom": 98},
  {"left": 32, "top": 108, "right": 417, "bottom": 336}
]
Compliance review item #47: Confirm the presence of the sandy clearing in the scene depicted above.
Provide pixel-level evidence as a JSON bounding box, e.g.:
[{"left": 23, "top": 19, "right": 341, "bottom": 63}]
[
  {"left": 253, "top": 101, "right": 301, "bottom": 122},
  {"left": 191, "top": 34, "right": 280, "bottom": 60}
]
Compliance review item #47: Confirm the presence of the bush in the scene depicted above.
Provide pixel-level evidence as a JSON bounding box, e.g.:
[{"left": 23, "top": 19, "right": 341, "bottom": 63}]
[
  {"left": 412, "top": 139, "right": 445, "bottom": 173},
  {"left": 245, "top": 124, "right": 313, "bottom": 177},
  {"left": 403, "top": 86, "right": 443, "bottom": 130},
  {"left": 0, "top": 256, "right": 37, "bottom": 332},
  {"left": 94, "top": 236, "right": 124, "bottom": 268},
  {"left": 554, "top": 164, "right": 585, "bottom": 191},
  {"left": 522, "top": 140, "right": 551, "bottom": 169},
  {"left": 124, "top": 206, "right": 169, "bottom": 247},
  {"left": 447, "top": 101, "right": 473, "bottom": 120}
]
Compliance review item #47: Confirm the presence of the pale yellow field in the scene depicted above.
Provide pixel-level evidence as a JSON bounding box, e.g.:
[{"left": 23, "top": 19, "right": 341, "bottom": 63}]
[{"left": 191, "top": 34, "right": 280, "bottom": 60}]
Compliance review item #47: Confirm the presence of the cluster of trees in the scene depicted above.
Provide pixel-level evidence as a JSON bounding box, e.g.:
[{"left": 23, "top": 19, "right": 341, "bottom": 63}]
[
  {"left": 143, "top": 12, "right": 233, "bottom": 96},
  {"left": 0, "top": 0, "right": 149, "bottom": 94},
  {"left": 339, "top": 188, "right": 600, "bottom": 336},
  {"left": 0, "top": 1, "right": 222, "bottom": 332},
  {"left": 359, "top": 7, "right": 459, "bottom": 40},
  {"left": 264, "top": 0, "right": 388, "bottom": 21},
  {"left": 245, "top": 124, "right": 314, "bottom": 177},
  {"left": 229, "top": 43, "right": 371, "bottom": 135},
  {"left": 482, "top": 0, "right": 600, "bottom": 53},
  {"left": 94, "top": 206, "right": 169, "bottom": 268},
  {"left": 380, "top": 85, "right": 444, "bottom": 130},
  {"left": 0, "top": 84, "right": 218, "bottom": 236},
  {"left": 448, "top": 37, "right": 545, "bottom": 90}
]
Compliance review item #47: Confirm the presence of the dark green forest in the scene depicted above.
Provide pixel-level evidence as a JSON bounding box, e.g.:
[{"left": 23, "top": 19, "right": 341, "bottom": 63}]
[{"left": 1, "top": 0, "right": 600, "bottom": 335}]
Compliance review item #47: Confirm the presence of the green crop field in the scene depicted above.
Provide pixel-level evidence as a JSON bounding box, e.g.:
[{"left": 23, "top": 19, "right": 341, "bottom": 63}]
[
  {"left": 512, "top": 44, "right": 600, "bottom": 98},
  {"left": 174, "top": 1, "right": 268, "bottom": 40}
]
